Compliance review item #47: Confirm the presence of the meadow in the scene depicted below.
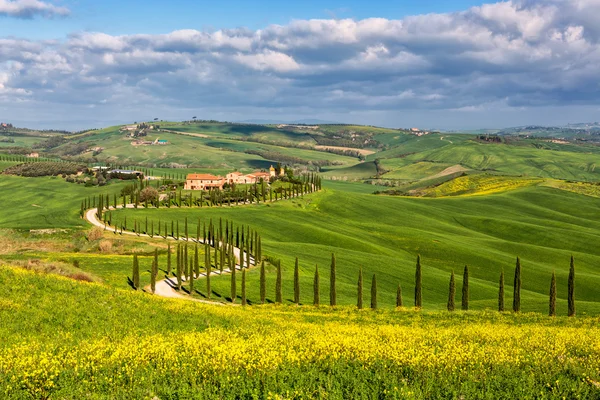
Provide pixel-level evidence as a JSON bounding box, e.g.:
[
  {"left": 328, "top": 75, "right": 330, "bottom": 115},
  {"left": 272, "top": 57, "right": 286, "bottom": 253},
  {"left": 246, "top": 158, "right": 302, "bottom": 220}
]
[
  {"left": 1, "top": 265, "right": 599, "bottom": 399},
  {"left": 2, "top": 121, "right": 600, "bottom": 397},
  {"left": 109, "top": 181, "right": 600, "bottom": 313}
]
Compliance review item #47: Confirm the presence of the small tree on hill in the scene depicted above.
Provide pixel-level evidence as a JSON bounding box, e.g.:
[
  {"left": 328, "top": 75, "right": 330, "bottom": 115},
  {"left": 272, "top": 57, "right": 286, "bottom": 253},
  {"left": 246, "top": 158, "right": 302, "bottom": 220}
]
[
  {"left": 513, "top": 257, "right": 521, "bottom": 313},
  {"left": 276, "top": 260, "right": 282, "bottom": 304},
  {"left": 396, "top": 284, "right": 403, "bottom": 308},
  {"left": 330, "top": 253, "right": 336, "bottom": 306},
  {"left": 415, "top": 255, "right": 422, "bottom": 308},
  {"left": 462, "top": 265, "right": 469, "bottom": 311},
  {"left": 189, "top": 259, "right": 194, "bottom": 294},
  {"left": 242, "top": 268, "right": 247, "bottom": 306},
  {"left": 132, "top": 254, "right": 140, "bottom": 290},
  {"left": 294, "top": 257, "right": 300, "bottom": 305},
  {"left": 357, "top": 267, "right": 363, "bottom": 310},
  {"left": 370, "top": 274, "right": 377, "bottom": 310},
  {"left": 260, "top": 261, "right": 266, "bottom": 304},
  {"left": 568, "top": 255, "right": 575, "bottom": 317},
  {"left": 230, "top": 259, "right": 237, "bottom": 304},
  {"left": 447, "top": 271, "right": 455, "bottom": 312},
  {"left": 205, "top": 242, "right": 211, "bottom": 299},
  {"left": 498, "top": 270, "right": 505, "bottom": 312},
  {"left": 549, "top": 271, "right": 557, "bottom": 317},
  {"left": 313, "top": 265, "right": 320, "bottom": 306}
]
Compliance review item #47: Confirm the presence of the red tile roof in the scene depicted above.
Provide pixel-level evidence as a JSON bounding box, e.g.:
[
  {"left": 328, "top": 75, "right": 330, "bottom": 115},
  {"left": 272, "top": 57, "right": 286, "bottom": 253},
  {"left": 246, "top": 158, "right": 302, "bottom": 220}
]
[{"left": 186, "top": 174, "right": 222, "bottom": 180}]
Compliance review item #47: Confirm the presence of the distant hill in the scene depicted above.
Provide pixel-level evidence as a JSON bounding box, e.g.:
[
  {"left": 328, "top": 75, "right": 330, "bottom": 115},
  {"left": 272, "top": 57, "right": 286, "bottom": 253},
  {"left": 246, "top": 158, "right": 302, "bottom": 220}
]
[{"left": 236, "top": 118, "right": 341, "bottom": 125}]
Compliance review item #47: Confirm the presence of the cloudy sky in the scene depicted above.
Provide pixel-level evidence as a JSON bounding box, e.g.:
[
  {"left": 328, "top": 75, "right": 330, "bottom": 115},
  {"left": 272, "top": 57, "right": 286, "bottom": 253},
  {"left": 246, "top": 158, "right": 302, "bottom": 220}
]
[{"left": 1, "top": 0, "right": 599, "bottom": 130}]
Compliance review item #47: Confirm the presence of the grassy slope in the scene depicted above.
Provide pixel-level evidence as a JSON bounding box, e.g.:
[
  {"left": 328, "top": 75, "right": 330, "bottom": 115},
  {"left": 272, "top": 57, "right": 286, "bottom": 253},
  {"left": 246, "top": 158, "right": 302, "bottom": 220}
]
[
  {"left": 3, "top": 265, "right": 598, "bottom": 398},
  {"left": 110, "top": 182, "right": 600, "bottom": 313},
  {"left": 59, "top": 124, "right": 358, "bottom": 169},
  {"left": 0, "top": 175, "right": 127, "bottom": 229}
]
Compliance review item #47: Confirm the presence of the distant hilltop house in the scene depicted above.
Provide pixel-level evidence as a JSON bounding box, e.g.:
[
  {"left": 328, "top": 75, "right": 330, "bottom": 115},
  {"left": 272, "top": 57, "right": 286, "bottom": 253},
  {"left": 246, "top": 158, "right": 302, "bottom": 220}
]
[
  {"left": 185, "top": 168, "right": 275, "bottom": 190},
  {"left": 120, "top": 125, "right": 138, "bottom": 132},
  {"left": 27, "top": 152, "right": 39, "bottom": 158},
  {"left": 410, "top": 127, "right": 420, "bottom": 132},
  {"left": 409, "top": 127, "right": 430, "bottom": 136}
]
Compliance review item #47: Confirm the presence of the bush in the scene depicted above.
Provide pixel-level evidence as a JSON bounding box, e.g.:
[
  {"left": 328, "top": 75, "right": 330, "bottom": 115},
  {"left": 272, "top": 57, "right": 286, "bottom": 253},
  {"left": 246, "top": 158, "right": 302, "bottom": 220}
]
[
  {"left": 98, "top": 240, "right": 113, "bottom": 253},
  {"left": 3, "top": 162, "right": 86, "bottom": 177},
  {"left": 87, "top": 227, "right": 104, "bottom": 242},
  {"left": 140, "top": 187, "right": 159, "bottom": 203}
]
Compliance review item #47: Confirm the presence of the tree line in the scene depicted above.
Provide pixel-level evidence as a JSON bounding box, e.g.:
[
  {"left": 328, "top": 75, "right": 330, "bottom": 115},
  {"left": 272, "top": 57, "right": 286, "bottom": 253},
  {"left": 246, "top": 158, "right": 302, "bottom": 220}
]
[{"left": 132, "top": 252, "right": 578, "bottom": 316}]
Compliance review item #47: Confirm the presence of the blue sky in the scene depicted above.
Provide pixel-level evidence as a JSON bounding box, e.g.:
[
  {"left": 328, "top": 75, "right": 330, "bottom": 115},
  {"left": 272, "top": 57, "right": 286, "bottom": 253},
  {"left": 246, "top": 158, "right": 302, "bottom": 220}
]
[
  {"left": 0, "top": 1, "right": 489, "bottom": 39},
  {"left": 1, "top": 0, "right": 599, "bottom": 130}
]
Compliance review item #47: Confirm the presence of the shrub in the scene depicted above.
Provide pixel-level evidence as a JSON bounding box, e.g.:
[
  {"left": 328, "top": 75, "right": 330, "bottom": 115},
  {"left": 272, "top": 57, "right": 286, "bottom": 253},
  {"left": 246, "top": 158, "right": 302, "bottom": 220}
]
[
  {"left": 87, "top": 227, "right": 104, "bottom": 242},
  {"left": 98, "top": 240, "right": 113, "bottom": 253}
]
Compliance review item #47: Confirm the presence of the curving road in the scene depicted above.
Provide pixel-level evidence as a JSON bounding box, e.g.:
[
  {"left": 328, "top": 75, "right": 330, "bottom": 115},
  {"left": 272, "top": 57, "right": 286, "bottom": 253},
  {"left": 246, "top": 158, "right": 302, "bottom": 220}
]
[{"left": 85, "top": 205, "right": 254, "bottom": 304}]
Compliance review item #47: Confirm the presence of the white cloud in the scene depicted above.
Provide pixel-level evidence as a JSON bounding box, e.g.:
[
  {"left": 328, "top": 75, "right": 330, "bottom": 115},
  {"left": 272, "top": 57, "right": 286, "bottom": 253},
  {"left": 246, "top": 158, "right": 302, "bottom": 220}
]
[
  {"left": 0, "top": 0, "right": 69, "bottom": 19},
  {"left": 2, "top": 0, "right": 600, "bottom": 128}
]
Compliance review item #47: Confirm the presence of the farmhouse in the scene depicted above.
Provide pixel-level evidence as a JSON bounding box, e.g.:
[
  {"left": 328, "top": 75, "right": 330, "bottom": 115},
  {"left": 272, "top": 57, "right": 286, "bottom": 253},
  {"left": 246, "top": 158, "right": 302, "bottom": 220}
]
[
  {"left": 226, "top": 171, "right": 271, "bottom": 184},
  {"left": 27, "top": 152, "right": 39, "bottom": 158},
  {"left": 185, "top": 174, "right": 225, "bottom": 190},
  {"left": 186, "top": 169, "right": 273, "bottom": 190}
]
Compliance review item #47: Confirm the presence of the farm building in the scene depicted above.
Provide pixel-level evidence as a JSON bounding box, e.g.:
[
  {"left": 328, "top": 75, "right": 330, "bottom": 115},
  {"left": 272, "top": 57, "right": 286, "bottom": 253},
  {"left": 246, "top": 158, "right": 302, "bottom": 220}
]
[{"left": 184, "top": 174, "right": 226, "bottom": 190}]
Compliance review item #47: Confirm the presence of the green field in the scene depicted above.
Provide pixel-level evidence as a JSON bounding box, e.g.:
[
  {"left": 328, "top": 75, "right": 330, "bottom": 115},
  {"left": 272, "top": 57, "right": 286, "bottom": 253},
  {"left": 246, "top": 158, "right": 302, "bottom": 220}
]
[
  {"left": 2, "top": 120, "right": 600, "bottom": 397},
  {"left": 2, "top": 265, "right": 598, "bottom": 399},
  {"left": 105, "top": 182, "right": 600, "bottom": 313}
]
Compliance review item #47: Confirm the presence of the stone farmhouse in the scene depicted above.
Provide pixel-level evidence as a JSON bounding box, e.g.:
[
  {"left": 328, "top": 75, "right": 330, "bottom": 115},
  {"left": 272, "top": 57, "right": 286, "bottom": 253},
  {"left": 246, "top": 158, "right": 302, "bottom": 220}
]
[{"left": 185, "top": 167, "right": 278, "bottom": 190}]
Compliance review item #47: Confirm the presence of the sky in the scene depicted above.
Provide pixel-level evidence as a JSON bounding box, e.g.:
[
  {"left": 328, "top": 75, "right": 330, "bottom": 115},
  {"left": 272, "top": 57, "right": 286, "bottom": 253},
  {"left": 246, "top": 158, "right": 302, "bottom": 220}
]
[{"left": 1, "top": 0, "right": 599, "bottom": 130}]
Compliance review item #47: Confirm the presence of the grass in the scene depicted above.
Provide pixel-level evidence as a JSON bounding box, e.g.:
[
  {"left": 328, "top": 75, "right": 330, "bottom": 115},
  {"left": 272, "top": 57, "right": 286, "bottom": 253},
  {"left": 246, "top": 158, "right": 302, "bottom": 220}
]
[
  {"left": 2, "top": 264, "right": 598, "bottom": 399},
  {"left": 109, "top": 182, "right": 600, "bottom": 313}
]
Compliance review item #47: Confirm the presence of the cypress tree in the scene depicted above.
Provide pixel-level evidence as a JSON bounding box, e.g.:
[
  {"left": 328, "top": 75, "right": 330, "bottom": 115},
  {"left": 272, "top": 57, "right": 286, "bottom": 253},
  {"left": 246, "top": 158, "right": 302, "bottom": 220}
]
[
  {"left": 357, "top": 267, "right": 363, "bottom": 310},
  {"left": 370, "top": 274, "right": 377, "bottom": 310},
  {"left": 241, "top": 268, "right": 247, "bottom": 306},
  {"left": 184, "top": 244, "right": 189, "bottom": 280},
  {"left": 294, "top": 257, "right": 300, "bottom": 305},
  {"left": 194, "top": 245, "right": 199, "bottom": 277},
  {"left": 189, "top": 259, "right": 195, "bottom": 294},
  {"left": 513, "top": 257, "right": 521, "bottom": 313},
  {"left": 276, "top": 260, "right": 282, "bottom": 304},
  {"left": 461, "top": 265, "right": 469, "bottom": 311},
  {"left": 313, "top": 265, "right": 320, "bottom": 306},
  {"left": 132, "top": 254, "right": 140, "bottom": 290},
  {"left": 549, "top": 271, "right": 557, "bottom": 317},
  {"left": 205, "top": 242, "right": 211, "bottom": 299},
  {"left": 447, "top": 271, "right": 455, "bottom": 312},
  {"left": 230, "top": 259, "right": 237, "bottom": 303},
  {"left": 260, "top": 261, "right": 266, "bottom": 304},
  {"left": 167, "top": 242, "right": 172, "bottom": 275},
  {"left": 396, "top": 284, "right": 403, "bottom": 308},
  {"left": 498, "top": 270, "right": 505, "bottom": 312},
  {"left": 568, "top": 255, "right": 575, "bottom": 317},
  {"left": 174, "top": 246, "right": 180, "bottom": 289},
  {"left": 415, "top": 255, "right": 422, "bottom": 308},
  {"left": 330, "top": 253, "right": 336, "bottom": 306}
]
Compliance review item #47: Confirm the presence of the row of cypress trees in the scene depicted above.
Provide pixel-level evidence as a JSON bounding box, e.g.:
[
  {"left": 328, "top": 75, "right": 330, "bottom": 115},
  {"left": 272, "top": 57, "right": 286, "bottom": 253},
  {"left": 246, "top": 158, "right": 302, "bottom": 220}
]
[
  {"left": 132, "top": 248, "right": 577, "bottom": 315},
  {"left": 445, "top": 256, "right": 576, "bottom": 316}
]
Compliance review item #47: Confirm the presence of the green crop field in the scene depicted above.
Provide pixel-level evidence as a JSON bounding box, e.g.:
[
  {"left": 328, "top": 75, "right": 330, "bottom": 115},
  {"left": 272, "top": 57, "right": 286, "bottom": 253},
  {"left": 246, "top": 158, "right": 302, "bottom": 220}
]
[{"left": 2, "top": 120, "right": 600, "bottom": 398}]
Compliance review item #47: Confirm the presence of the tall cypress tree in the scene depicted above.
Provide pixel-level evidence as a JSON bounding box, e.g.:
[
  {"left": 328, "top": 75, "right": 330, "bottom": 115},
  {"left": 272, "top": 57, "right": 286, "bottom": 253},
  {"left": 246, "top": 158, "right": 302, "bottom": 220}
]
[
  {"left": 230, "top": 259, "right": 237, "bottom": 304},
  {"left": 370, "top": 274, "right": 377, "bottom": 310},
  {"left": 205, "top": 242, "right": 211, "bottom": 299},
  {"left": 513, "top": 257, "right": 521, "bottom": 313},
  {"left": 330, "top": 253, "right": 336, "bottom": 306},
  {"left": 357, "top": 267, "right": 363, "bottom": 310},
  {"left": 167, "top": 242, "right": 172, "bottom": 275},
  {"left": 396, "top": 284, "right": 403, "bottom": 308},
  {"left": 241, "top": 268, "right": 247, "bottom": 306},
  {"left": 189, "top": 259, "right": 195, "bottom": 294},
  {"left": 415, "top": 255, "right": 422, "bottom": 308},
  {"left": 313, "top": 265, "right": 320, "bottom": 306},
  {"left": 132, "top": 254, "right": 140, "bottom": 290},
  {"left": 549, "top": 271, "right": 557, "bottom": 317},
  {"left": 498, "top": 270, "right": 505, "bottom": 312},
  {"left": 461, "top": 265, "right": 469, "bottom": 311},
  {"left": 176, "top": 245, "right": 182, "bottom": 290},
  {"left": 260, "top": 261, "right": 266, "bottom": 304},
  {"left": 276, "top": 260, "right": 283, "bottom": 304},
  {"left": 447, "top": 271, "right": 455, "bottom": 312},
  {"left": 194, "top": 245, "right": 199, "bottom": 277},
  {"left": 294, "top": 257, "right": 300, "bottom": 305},
  {"left": 568, "top": 255, "right": 575, "bottom": 317}
]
